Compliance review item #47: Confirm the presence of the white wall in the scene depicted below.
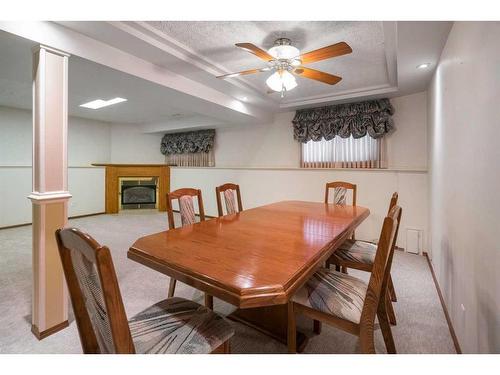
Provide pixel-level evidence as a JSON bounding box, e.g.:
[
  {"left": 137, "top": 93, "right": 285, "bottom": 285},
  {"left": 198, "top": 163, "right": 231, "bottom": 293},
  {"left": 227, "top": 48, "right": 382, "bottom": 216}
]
[
  {"left": 171, "top": 92, "right": 429, "bottom": 250},
  {"left": 212, "top": 92, "right": 427, "bottom": 170},
  {"left": 388, "top": 92, "right": 427, "bottom": 170},
  {"left": 427, "top": 22, "right": 500, "bottom": 353},
  {"left": 0, "top": 106, "right": 168, "bottom": 227},
  {"left": 0, "top": 106, "right": 110, "bottom": 227},
  {"left": 110, "top": 123, "right": 165, "bottom": 163},
  {"left": 171, "top": 168, "right": 427, "bottom": 250}
]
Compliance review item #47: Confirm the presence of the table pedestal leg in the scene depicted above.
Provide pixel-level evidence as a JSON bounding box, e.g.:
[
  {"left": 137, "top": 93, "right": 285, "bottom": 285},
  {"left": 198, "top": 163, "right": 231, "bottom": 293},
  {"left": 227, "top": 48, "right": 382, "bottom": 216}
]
[{"left": 228, "top": 304, "right": 308, "bottom": 352}]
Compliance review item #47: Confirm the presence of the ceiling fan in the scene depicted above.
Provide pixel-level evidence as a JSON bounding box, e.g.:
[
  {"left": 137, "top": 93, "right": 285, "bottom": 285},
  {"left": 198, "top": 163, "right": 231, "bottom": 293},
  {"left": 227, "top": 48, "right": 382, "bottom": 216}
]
[{"left": 216, "top": 38, "right": 352, "bottom": 98}]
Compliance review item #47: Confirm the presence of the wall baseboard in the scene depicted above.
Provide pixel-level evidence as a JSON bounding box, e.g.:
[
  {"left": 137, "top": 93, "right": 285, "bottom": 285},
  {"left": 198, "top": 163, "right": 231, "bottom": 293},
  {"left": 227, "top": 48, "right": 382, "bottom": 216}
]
[
  {"left": 0, "top": 221, "right": 32, "bottom": 230},
  {"left": 423, "top": 252, "right": 462, "bottom": 354},
  {"left": 0, "top": 212, "right": 106, "bottom": 230},
  {"left": 69, "top": 212, "right": 106, "bottom": 220}
]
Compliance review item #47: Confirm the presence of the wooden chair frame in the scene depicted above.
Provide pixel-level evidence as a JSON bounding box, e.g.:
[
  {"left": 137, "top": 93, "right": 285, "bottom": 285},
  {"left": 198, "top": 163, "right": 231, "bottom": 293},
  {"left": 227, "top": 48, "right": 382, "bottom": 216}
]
[
  {"left": 56, "top": 228, "right": 230, "bottom": 354},
  {"left": 288, "top": 205, "right": 402, "bottom": 354},
  {"left": 216, "top": 183, "right": 243, "bottom": 217},
  {"left": 56, "top": 228, "right": 136, "bottom": 353},
  {"left": 166, "top": 188, "right": 206, "bottom": 230},
  {"left": 166, "top": 188, "right": 213, "bottom": 308},
  {"left": 327, "top": 192, "right": 399, "bottom": 325},
  {"left": 325, "top": 181, "right": 357, "bottom": 206}
]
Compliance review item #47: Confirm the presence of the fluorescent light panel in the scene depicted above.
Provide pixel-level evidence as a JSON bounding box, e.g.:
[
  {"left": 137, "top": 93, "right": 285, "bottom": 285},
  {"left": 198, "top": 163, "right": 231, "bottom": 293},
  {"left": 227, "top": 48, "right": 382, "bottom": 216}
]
[
  {"left": 417, "top": 63, "right": 431, "bottom": 69},
  {"left": 80, "top": 97, "right": 127, "bottom": 109}
]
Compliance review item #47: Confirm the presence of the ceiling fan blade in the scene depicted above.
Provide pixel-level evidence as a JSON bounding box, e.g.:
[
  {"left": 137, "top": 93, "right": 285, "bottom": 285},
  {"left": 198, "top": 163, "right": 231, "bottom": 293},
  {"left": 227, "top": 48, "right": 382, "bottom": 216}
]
[
  {"left": 217, "top": 67, "right": 271, "bottom": 79},
  {"left": 299, "top": 42, "right": 352, "bottom": 65},
  {"left": 293, "top": 67, "right": 342, "bottom": 85},
  {"left": 235, "top": 43, "right": 275, "bottom": 61}
]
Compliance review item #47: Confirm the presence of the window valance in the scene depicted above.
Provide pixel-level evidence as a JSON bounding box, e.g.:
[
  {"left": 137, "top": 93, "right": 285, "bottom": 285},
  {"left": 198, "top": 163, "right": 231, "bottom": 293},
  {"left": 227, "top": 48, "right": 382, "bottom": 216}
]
[
  {"left": 292, "top": 98, "right": 395, "bottom": 143},
  {"left": 160, "top": 129, "right": 215, "bottom": 155}
]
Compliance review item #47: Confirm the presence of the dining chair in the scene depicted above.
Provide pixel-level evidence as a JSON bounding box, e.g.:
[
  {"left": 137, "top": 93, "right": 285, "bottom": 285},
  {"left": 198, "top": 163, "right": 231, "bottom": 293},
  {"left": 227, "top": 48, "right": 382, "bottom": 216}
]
[
  {"left": 325, "top": 181, "right": 357, "bottom": 240},
  {"left": 288, "top": 205, "right": 402, "bottom": 354},
  {"left": 216, "top": 183, "right": 243, "bottom": 216},
  {"left": 166, "top": 188, "right": 212, "bottom": 307},
  {"left": 327, "top": 192, "right": 399, "bottom": 325},
  {"left": 166, "top": 188, "right": 205, "bottom": 230},
  {"left": 55, "top": 227, "right": 234, "bottom": 354},
  {"left": 325, "top": 181, "right": 357, "bottom": 273}
]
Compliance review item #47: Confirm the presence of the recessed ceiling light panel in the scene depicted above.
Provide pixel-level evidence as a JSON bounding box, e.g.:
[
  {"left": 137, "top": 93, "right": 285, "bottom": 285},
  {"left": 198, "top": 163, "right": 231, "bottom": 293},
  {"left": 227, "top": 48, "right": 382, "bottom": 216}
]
[
  {"left": 80, "top": 97, "right": 127, "bottom": 109},
  {"left": 417, "top": 63, "right": 431, "bottom": 69}
]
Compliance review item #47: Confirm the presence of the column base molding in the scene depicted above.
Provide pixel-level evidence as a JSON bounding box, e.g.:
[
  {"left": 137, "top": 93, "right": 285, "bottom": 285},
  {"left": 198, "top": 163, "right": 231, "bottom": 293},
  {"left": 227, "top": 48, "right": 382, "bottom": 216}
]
[{"left": 31, "top": 320, "right": 69, "bottom": 340}]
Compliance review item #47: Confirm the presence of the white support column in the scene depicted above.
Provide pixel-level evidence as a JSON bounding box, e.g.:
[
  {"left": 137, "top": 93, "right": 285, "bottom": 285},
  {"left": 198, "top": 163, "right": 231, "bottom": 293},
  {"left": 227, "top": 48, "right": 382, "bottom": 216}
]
[{"left": 29, "top": 45, "right": 72, "bottom": 339}]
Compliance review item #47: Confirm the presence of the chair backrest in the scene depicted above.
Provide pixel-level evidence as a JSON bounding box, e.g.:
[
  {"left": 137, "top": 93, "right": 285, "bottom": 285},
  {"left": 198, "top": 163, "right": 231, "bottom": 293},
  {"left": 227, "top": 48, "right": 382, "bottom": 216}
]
[
  {"left": 325, "top": 181, "right": 357, "bottom": 206},
  {"left": 216, "top": 183, "right": 243, "bottom": 216},
  {"left": 387, "top": 192, "right": 398, "bottom": 215},
  {"left": 55, "top": 228, "right": 134, "bottom": 354},
  {"left": 166, "top": 188, "right": 205, "bottom": 230},
  {"left": 359, "top": 205, "right": 402, "bottom": 339},
  {"left": 325, "top": 181, "right": 357, "bottom": 239}
]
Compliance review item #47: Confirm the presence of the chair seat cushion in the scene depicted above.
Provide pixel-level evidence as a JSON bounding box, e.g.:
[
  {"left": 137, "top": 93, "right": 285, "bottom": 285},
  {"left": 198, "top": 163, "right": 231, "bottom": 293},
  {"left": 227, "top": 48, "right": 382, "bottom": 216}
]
[
  {"left": 129, "top": 297, "right": 234, "bottom": 354},
  {"left": 292, "top": 268, "right": 367, "bottom": 324},
  {"left": 335, "top": 239, "right": 377, "bottom": 265}
]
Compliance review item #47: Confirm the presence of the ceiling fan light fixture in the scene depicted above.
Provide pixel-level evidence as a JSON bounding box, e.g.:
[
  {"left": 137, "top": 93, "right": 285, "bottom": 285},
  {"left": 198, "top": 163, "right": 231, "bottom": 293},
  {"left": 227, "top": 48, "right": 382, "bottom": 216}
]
[
  {"left": 266, "top": 70, "right": 297, "bottom": 92},
  {"left": 268, "top": 44, "right": 300, "bottom": 60}
]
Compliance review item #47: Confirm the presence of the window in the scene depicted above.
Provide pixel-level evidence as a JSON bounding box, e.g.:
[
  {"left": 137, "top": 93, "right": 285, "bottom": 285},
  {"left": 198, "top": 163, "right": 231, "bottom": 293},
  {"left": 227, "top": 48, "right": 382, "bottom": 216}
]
[
  {"left": 301, "top": 135, "right": 385, "bottom": 169},
  {"left": 161, "top": 129, "right": 215, "bottom": 167},
  {"left": 165, "top": 151, "right": 214, "bottom": 167}
]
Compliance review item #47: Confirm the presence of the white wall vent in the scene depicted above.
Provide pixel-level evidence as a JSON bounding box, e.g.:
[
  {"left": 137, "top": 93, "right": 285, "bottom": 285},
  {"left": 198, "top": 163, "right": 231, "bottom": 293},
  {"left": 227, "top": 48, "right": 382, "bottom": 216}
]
[{"left": 406, "top": 228, "right": 422, "bottom": 254}]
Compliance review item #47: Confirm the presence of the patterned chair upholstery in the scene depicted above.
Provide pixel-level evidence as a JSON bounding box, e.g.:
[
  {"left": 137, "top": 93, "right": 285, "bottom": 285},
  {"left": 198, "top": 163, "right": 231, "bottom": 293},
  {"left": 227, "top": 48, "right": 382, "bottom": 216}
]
[
  {"left": 130, "top": 297, "right": 234, "bottom": 354},
  {"left": 334, "top": 239, "right": 377, "bottom": 265},
  {"left": 223, "top": 189, "right": 237, "bottom": 215},
  {"left": 333, "top": 187, "right": 347, "bottom": 205},
  {"left": 61, "top": 229, "right": 116, "bottom": 353},
  {"left": 216, "top": 183, "right": 242, "bottom": 217},
  {"left": 292, "top": 268, "right": 367, "bottom": 324},
  {"left": 57, "top": 228, "right": 233, "bottom": 354},
  {"left": 179, "top": 195, "right": 196, "bottom": 226}
]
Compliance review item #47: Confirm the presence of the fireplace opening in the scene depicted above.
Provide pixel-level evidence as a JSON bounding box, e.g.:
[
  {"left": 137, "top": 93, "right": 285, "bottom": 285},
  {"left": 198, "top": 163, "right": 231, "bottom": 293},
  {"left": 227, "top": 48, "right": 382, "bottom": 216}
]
[{"left": 120, "top": 177, "right": 158, "bottom": 210}]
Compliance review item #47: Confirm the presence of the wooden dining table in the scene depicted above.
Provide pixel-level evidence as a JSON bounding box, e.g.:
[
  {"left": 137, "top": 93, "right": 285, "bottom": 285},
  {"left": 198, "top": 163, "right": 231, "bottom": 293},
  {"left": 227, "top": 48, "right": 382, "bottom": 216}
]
[{"left": 128, "top": 200, "right": 370, "bottom": 350}]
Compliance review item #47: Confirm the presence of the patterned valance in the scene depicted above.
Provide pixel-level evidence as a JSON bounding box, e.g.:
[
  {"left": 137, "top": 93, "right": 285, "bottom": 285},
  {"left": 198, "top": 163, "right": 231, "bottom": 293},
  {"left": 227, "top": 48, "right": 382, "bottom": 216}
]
[
  {"left": 160, "top": 129, "right": 215, "bottom": 155},
  {"left": 292, "top": 99, "right": 395, "bottom": 143}
]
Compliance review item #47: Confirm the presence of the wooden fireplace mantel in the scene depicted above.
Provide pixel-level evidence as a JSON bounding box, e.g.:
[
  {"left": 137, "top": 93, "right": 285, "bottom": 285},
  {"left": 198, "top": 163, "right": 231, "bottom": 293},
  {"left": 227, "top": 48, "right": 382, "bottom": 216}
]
[{"left": 92, "top": 163, "right": 170, "bottom": 214}]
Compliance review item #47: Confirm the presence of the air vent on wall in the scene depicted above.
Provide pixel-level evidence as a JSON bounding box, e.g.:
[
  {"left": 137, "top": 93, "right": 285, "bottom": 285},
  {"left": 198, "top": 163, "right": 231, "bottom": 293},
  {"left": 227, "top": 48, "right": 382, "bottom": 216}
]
[{"left": 406, "top": 228, "right": 423, "bottom": 254}]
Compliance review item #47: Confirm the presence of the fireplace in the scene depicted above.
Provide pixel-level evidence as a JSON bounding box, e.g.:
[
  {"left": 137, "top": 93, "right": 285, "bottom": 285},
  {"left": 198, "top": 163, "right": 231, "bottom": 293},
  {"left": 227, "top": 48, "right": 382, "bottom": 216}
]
[{"left": 120, "top": 177, "right": 158, "bottom": 210}]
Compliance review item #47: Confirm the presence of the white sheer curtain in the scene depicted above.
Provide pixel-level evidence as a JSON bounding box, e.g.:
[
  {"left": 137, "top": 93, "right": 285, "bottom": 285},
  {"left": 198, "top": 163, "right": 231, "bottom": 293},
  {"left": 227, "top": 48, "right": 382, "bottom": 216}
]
[
  {"left": 165, "top": 150, "right": 215, "bottom": 167},
  {"left": 301, "top": 135, "right": 385, "bottom": 168}
]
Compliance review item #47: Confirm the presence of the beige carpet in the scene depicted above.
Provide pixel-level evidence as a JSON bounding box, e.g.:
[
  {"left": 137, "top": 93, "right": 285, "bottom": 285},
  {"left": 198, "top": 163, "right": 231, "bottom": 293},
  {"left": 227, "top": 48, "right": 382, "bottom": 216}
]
[{"left": 0, "top": 211, "right": 456, "bottom": 354}]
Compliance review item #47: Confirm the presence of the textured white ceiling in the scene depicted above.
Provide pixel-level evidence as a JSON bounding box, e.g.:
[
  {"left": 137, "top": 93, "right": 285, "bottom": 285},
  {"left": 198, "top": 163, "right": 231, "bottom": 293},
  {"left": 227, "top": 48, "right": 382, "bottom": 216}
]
[
  {"left": 147, "top": 21, "right": 389, "bottom": 102},
  {"left": 0, "top": 31, "right": 197, "bottom": 124},
  {"left": 1, "top": 21, "right": 452, "bottom": 130}
]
